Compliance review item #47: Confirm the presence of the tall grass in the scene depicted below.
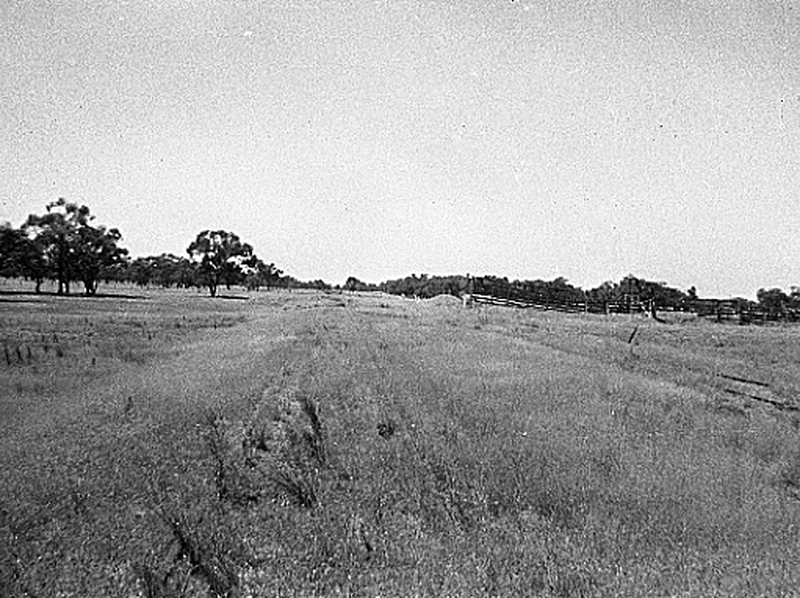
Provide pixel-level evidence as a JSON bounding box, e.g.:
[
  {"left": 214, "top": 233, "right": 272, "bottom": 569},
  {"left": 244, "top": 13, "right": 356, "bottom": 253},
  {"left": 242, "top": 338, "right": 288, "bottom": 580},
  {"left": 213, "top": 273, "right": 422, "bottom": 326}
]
[{"left": 1, "top": 289, "right": 799, "bottom": 596}]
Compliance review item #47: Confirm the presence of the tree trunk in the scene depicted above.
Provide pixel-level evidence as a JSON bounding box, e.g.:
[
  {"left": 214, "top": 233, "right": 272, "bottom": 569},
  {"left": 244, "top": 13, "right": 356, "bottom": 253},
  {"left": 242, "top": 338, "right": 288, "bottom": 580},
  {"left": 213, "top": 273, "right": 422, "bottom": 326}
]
[{"left": 57, "top": 234, "right": 69, "bottom": 294}]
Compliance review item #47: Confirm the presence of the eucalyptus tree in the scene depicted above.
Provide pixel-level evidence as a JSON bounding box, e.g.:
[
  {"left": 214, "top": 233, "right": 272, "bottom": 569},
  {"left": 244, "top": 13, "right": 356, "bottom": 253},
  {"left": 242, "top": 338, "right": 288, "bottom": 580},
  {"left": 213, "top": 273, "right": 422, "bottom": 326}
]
[
  {"left": 22, "top": 198, "right": 128, "bottom": 295},
  {"left": 187, "top": 230, "right": 254, "bottom": 297},
  {"left": 0, "top": 223, "right": 24, "bottom": 278},
  {"left": 72, "top": 223, "right": 128, "bottom": 295},
  {"left": 23, "top": 198, "right": 89, "bottom": 294}
]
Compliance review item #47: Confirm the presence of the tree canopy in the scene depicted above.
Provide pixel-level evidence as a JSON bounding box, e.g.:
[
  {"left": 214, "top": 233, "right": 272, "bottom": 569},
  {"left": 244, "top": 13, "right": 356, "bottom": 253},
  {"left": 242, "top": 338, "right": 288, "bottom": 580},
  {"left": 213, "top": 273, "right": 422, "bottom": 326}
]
[
  {"left": 187, "top": 230, "right": 255, "bottom": 297},
  {"left": 2, "top": 203, "right": 294, "bottom": 296},
  {"left": 8, "top": 199, "right": 128, "bottom": 295}
]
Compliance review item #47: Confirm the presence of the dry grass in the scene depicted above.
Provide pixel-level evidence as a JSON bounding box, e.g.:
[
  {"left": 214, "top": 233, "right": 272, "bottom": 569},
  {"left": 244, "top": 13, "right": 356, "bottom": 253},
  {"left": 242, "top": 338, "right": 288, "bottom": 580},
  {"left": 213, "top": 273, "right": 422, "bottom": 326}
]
[{"left": 1, "top": 286, "right": 799, "bottom": 596}]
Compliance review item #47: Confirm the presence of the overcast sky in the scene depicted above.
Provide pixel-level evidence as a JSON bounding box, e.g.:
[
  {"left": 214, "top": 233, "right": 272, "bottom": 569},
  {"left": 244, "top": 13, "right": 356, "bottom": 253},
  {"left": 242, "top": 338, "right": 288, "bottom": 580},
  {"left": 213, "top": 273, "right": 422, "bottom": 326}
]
[{"left": 2, "top": 0, "right": 798, "bottom": 297}]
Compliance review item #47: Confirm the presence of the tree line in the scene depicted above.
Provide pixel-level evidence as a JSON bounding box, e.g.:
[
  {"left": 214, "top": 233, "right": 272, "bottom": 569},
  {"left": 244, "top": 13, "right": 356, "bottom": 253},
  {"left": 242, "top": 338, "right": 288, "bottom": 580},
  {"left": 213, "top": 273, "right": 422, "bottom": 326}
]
[
  {"left": 2, "top": 198, "right": 798, "bottom": 312},
  {"left": 0, "top": 199, "right": 127, "bottom": 295},
  {"left": 0, "top": 199, "right": 305, "bottom": 297}
]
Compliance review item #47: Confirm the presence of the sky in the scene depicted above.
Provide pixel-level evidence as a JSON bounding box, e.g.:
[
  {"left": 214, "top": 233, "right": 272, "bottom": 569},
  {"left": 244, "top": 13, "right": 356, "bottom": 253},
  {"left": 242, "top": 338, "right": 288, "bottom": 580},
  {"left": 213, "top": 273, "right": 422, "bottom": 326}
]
[{"left": 2, "top": 0, "right": 798, "bottom": 298}]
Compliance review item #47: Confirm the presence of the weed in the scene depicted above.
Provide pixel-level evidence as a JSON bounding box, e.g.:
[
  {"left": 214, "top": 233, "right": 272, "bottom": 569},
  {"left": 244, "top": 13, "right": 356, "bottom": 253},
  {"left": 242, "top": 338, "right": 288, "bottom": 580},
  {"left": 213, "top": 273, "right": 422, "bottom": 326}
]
[
  {"left": 202, "top": 410, "right": 261, "bottom": 508},
  {"left": 270, "top": 465, "right": 318, "bottom": 508},
  {"left": 295, "top": 394, "right": 326, "bottom": 468}
]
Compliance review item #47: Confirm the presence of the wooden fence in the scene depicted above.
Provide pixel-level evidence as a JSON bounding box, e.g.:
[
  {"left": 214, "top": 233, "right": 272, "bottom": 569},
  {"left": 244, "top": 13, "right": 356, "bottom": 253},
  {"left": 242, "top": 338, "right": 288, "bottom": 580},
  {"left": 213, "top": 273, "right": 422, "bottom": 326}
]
[
  {"left": 469, "top": 293, "right": 647, "bottom": 315},
  {"left": 467, "top": 279, "right": 799, "bottom": 324}
]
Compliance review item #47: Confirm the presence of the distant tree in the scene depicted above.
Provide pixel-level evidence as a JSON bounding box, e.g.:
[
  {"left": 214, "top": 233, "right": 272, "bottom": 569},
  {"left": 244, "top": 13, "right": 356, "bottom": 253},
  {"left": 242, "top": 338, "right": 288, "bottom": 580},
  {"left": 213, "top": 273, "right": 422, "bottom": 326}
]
[
  {"left": 422, "top": 275, "right": 467, "bottom": 298},
  {"left": 309, "top": 279, "right": 332, "bottom": 291},
  {"left": 546, "top": 276, "right": 585, "bottom": 304},
  {"left": 127, "top": 254, "right": 198, "bottom": 289},
  {"left": 583, "top": 281, "right": 614, "bottom": 312},
  {"left": 23, "top": 198, "right": 92, "bottom": 294},
  {"left": 380, "top": 273, "right": 462, "bottom": 298},
  {"left": 173, "top": 256, "right": 198, "bottom": 288},
  {"left": 279, "top": 275, "right": 298, "bottom": 290},
  {"left": 187, "top": 230, "right": 254, "bottom": 297},
  {"left": 146, "top": 254, "right": 193, "bottom": 288},
  {"left": 17, "top": 234, "right": 49, "bottom": 292},
  {"left": 643, "top": 280, "right": 687, "bottom": 310},
  {"left": 100, "top": 256, "right": 130, "bottom": 286},
  {"left": 22, "top": 198, "right": 127, "bottom": 295},
  {"left": 72, "top": 223, "right": 128, "bottom": 295},
  {"left": 790, "top": 287, "right": 800, "bottom": 310},
  {"left": 127, "top": 256, "right": 155, "bottom": 287},
  {"left": 221, "top": 256, "right": 248, "bottom": 290},
  {"left": 757, "top": 288, "right": 789, "bottom": 315},
  {"left": 343, "top": 276, "right": 377, "bottom": 293},
  {"left": 412, "top": 274, "right": 430, "bottom": 297},
  {"left": 243, "top": 259, "right": 283, "bottom": 291},
  {"left": 587, "top": 281, "right": 615, "bottom": 304},
  {"left": 275, "top": 275, "right": 333, "bottom": 290},
  {"left": 0, "top": 223, "right": 24, "bottom": 278},
  {"left": 344, "top": 276, "right": 364, "bottom": 292},
  {"left": 0, "top": 224, "right": 49, "bottom": 291},
  {"left": 150, "top": 254, "right": 174, "bottom": 287},
  {"left": 616, "top": 275, "right": 644, "bottom": 301},
  {"left": 264, "top": 263, "right": 284, "bottom": 289}
]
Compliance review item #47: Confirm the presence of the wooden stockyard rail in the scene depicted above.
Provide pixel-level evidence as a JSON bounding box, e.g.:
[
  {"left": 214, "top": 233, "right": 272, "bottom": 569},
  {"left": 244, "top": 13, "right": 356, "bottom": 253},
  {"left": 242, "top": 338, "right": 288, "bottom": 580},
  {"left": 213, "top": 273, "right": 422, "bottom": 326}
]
[
  {"left": 468, "top": 279, "right": 799, "bottom": 324},
  {"left": 469, "top": 293, "right": 647, "bottom": 315}
]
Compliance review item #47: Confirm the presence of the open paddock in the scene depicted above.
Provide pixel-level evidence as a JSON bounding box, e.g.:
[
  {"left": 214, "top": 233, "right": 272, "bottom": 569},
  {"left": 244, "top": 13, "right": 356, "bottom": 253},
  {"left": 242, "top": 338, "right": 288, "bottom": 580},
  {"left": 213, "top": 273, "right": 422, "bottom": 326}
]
[{"left": 2, "top": 288, "right": 799, "bottom": 596}]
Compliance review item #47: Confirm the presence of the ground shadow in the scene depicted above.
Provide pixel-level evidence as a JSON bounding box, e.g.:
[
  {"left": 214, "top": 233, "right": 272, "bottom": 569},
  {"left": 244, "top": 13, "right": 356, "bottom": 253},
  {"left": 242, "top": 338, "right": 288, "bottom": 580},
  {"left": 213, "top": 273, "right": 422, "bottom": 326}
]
[{"left": 0, "top": 290, "right": 148, "bottom": 301}]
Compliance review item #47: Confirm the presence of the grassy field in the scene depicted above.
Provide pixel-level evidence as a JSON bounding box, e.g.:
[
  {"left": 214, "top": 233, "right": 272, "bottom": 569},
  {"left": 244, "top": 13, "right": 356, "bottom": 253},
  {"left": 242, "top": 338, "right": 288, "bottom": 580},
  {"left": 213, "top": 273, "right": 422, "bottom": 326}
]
[{"left": 2, "top": 286, "right": 800, "bottom": 597}]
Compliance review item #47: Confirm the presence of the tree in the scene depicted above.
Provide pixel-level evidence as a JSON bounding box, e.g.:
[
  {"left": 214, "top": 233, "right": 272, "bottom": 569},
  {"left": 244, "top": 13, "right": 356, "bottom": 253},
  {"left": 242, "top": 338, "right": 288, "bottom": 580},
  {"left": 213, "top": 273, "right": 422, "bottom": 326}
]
[
  {"left": 22, "top": 197, "right": 128, "bottom": 295},
  {"left": 0, "top": 223, "right": 24, "bottom": 278},
  {"left": 757, "top": 288, "right": 789, "bottom": 315},
  {"left": 1, "top": 223, "right": 50, "bottom": 292},
  {"left": 125, "top": 254, "right": 196, "bottom": 289},
  {"left": 127, "top": 256, "right": 155, "bottom": 287},
  {"left": 343, "top": 276, "right": 378, "bottom": 293},
  {"left": 790, "top": 287, "right": 800, "bottom": 310},
  {"left": 172, "top": 256, "right": 199, "bottom": 288},
  {"left": 343, "top": 276, "right": 363, "bottom": 292},
  {"left": 243, "top": 258, "right": 283, "bottom": 291},
  {"left": 22, "top": 198, "right": 93, "bottom": 294},
  {"left": 72, "top": 224, "right": 128, "bottom": 295},
  {"left": 187, "top": 230, "right": 254, "bottom": 297},
  {"left": 18, "top": 235, "right": 49, "bottom": 293},
  {"left": 22, "top": 199, "right": 128, "bottom": 296},
  {"left": 588, "top": 281, "right": 615, "bottom": 301},
  {"left": 151, "top": 254, "right": 196, "bottom": 288}
]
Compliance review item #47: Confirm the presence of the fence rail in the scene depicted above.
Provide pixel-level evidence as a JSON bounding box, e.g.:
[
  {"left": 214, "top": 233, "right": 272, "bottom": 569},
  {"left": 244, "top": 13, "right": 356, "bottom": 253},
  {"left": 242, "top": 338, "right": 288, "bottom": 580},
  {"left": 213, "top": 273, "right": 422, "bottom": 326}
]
[
  {"left": 470, "top": 293, "right": 647, "bottom": 315},
  {"left": 467, "top": 280, "right": 799, "bottom": 325}
]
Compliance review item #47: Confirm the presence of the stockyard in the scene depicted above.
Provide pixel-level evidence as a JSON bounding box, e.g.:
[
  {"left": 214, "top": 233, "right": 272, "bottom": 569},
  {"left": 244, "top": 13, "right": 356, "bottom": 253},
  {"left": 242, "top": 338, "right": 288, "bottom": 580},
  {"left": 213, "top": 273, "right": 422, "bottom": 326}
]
[{"left": 2, "top": 287, "right": 800, "bottom": 598}]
